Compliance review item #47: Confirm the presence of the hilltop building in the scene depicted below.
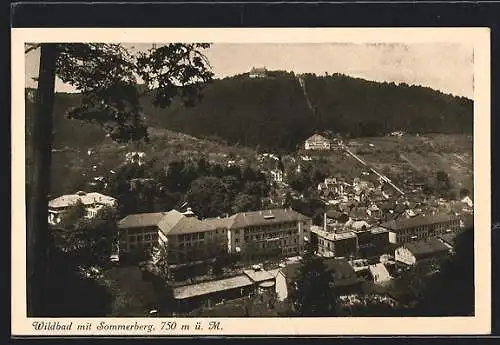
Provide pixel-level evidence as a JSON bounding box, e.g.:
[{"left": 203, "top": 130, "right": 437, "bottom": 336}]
[
  {"left": 249, "top": 67, "right": 268, "bottom": 78},
  {"left": 48, "top": 191, "right": 117, "bottom": 225},
  {"left": 304, "top": 134, "right": 331, "bottom": 151}
]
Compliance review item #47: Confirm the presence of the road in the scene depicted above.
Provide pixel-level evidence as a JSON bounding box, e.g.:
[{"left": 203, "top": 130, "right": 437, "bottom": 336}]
[{"left": 343, "top": 147, "right": 405, "bottom": 196}]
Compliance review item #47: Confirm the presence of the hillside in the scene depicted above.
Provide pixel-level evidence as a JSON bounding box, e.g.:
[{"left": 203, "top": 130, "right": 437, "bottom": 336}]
[{"left": 25, "top": 71, "right": 473, "bottom": 153}]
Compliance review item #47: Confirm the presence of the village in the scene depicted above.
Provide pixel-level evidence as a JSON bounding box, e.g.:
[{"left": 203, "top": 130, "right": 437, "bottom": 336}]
[{"left": 47, "top": 131, "right": 474, "bottom": 317}]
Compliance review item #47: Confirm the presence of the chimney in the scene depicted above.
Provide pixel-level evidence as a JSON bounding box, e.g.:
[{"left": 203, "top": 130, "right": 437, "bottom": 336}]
[{"left": 324, "top": 212, "right": 327, "bottom": 231}]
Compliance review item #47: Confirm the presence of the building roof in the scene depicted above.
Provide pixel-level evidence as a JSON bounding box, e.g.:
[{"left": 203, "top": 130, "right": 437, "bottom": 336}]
[
  {"left": 250, "top": 67, "right": 267, "bottom": 74},
  {"left": 243, "top": 269, "right": 275, "bottom": 283},
  {"left": 117, "top": 212, "right": 167, "bottom": 229},
  {"left": 49, "top": 191, "right": 116, "bottom": 208},
  {"left": 311, "top": 227, "right": 357, "bottom": 241},
  {"left": 305, "top": 134, "right": 329, "bottom": 143},
  {"left": 401, "top": 238, "right": 450, "bottom": 259},
  {"left": 172, "top": 275, "right": 254, "bottom": 300},
  {"left": 380, "top": 214, "right": 459, "bottom": 232},
  {"left": 370, "top": 227, "right": 389, "bottom": 235},
  {"left": 203, "top": 217, "right": 232, "bottom": 229},
  {"left": 228, "top": 208, "right": 310, "bottom": 229},
  {"left": 158, "top": 210, "right": 214, "bottom": 236}
]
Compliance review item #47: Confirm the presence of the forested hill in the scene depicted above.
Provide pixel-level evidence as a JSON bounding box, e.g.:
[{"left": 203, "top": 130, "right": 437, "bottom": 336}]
[{"left": 26, "top": 71, "right": 473, "bottom": 152}]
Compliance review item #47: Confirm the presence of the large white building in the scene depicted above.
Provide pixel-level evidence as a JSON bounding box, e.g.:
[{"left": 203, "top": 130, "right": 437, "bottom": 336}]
[
  {"left": 48, "top": 191, "right": 117, "bottom": 225},
  {"left": 304, "top": 134, "right": 331, "bottom": 151}
]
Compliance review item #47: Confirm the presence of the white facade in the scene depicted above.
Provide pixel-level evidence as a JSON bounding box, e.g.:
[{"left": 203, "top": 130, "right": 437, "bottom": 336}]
[
  {"left": 304, "top": 134, "right": 331, "bottom": 151},
  {"left": 275, "top": 271, "right": 289, "bottom": 301},
  {"left": 48, "top": 191, "right": 117, "bottom": 225},
  {"left": 395, "top": 246, "right": 417, "bottom": 266}
]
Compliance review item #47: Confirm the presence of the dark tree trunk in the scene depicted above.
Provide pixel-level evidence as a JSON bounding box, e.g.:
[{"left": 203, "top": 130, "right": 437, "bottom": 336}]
[{"left": 27, "top": 44, "right": 57, "bottom": 316}]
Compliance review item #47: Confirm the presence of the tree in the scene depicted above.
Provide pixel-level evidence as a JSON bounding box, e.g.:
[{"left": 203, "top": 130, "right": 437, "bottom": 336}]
[
  {"left": 288, "top": 247, "right": 336, "bottom": 316},
  {"left": 60, "top": 199, "right": 86, "bottom": 229},
  {"left": 27, "top": 43, "right": 213, "bottom": 315},
  {"left": 232, "top": 193, "right": 260, "bottom": 214},
  {"left": 412, "top": 227, "right": 474, "bottom": 316},
  {"left": 186, "top": 176, "right": 230, "bottom": 218}
]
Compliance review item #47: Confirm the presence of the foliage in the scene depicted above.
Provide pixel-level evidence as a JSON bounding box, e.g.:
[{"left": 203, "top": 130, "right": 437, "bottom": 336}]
[
  {"left": 52, "top": 206, "right": 118, "bottom": 265},
  {"left": 142, "top": 72, "right": 472, "bottom": 152},
  {"left": 288, "top": 248, "right": 336, "bottom": 316},
  {"left": 60, "top": 199, "right": 86, "bottom": 229},
  {"left": 412, "top": 227, "right": 474, "bottom": 316},
  {"left": 27, "top": 70, "right": 472, "bottom": 153}
]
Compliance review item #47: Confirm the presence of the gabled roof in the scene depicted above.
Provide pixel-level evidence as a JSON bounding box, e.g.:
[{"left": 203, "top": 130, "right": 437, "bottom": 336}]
[
  {"left": 158, "top": 210, "right": 214, "bottom": 236},
  {"left": 228, "top": 208, "right": 310, "bottom": 229},
  {"left": 118, "top": 212, "right": 167, "bottom": 229},
  {"left": 305, "top": 134, "right": 329, "bottom": 142},
  {"left": 381, "top": 214, "right": 460, "bottom": 232},
  {"left": 401, "top": 238, "right": 450, "bottom": 259}
]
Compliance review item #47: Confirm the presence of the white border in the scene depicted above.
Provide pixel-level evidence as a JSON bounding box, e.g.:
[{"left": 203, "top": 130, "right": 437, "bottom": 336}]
[{"left": 11, "top": 28, "right": 491, "bottom": 336}]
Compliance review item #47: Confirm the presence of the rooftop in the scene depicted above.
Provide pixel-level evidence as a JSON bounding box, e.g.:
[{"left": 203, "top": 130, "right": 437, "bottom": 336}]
[
  {"left": 117, "top": 212, "right": 167, "bottom": 229},
  {"left": 49, "top": 191, "right": 117, "bottom": 209},
  {"left": 381, "top": 213, "right": 459, "bottom": 232},
  {"left": 243, "top": 269, "right": 275, "bottom": 283},
  {"left": 310, "top": 227, "right": 357, "bottom": 241},
  {"left": 228, "top": 208, "right": 310, "bottom": 229},
  {"left": 158, "top": 210, "right": 214, "bottom": 236},
  {"left": 401, "top": 238, "right": 450, "bottom": 259},
  {"left": 305, "top": 134, "right": 329, "bottom": 142},
  {"left": 172, "top": 275, "right": 254, "bottom": 300}
]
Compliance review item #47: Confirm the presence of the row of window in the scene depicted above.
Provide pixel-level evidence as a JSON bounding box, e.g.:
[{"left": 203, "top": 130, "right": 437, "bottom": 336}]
[
  {"left": 244, "top": 223, "right": 298, "bottom": 233},
  {"left": 128, "top": 233, "right": 156, "bottom": 243}
]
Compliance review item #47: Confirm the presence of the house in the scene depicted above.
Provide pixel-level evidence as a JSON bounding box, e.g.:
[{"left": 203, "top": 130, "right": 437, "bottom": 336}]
[
  {"left": 276, "top": 257, "right": 364, "bottom": 300},
  {"left": 310, "top": 226, "right": 358, "bottom": 258},
  {"left": 125, "top": 151, "right": 146, "bottom": 166},
  {"left": 461, "top": 196, "right": 474, "bottom": 208},
  {"left": 304, "top": 134, "right": 331, "bottom": 151},
  {"left": 225, "top": 208, "right": 312, "bottom": 259},
  {"left": 381, "top": 214, "right": 461, "bottom": 245},
  {"left": 270, "top": 169, "right": 284, "bottom": 183},
  {"left": 48, "top": 191, "right": 117, "bottom": 225},
  {"left": 157, "top": 209, "right": 228, "bottom": 267},
  {"left": 117, "top": 211, "right": 167, "bottom": 255},
  {"left": 395, "top": 237, "right": 451, "bottom": 266},
  {"left": 318, "top": 177, "right": 344, "bottom": 195},
  {"left": 249, "top": 67, "right": 268, "bottom": 78},
  {"left": 356, "top": 226, "right": 390, "bottom": 257}
]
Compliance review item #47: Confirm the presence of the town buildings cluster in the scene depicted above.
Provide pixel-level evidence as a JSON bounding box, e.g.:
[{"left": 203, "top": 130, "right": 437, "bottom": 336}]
[{"left": 47, "top": 132, "right": 473, "bottom": 315}]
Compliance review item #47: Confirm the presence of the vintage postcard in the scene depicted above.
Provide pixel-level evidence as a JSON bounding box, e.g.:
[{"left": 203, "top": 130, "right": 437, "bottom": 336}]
[{"left": 12, "top": 28, "right": 491, "bottom": 336}]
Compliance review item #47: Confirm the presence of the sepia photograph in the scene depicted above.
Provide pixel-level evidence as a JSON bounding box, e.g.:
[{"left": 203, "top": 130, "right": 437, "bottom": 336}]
[{"left": 12, "top": 28, "right": 490, "bottom": 335}]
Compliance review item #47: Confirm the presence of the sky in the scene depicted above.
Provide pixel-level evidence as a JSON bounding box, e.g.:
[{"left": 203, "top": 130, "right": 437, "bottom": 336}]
[{"left": 25, "top": 42, "right": 474, "bottom": 99}]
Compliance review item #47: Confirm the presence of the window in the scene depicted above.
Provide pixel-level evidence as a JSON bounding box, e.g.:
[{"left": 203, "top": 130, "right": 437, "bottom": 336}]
[
  {"left": 199, "top": 233, "right": 205, "bottom": 240},
  {"left": 145, "top": 234, "right": 151, "bottom": 241}
]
